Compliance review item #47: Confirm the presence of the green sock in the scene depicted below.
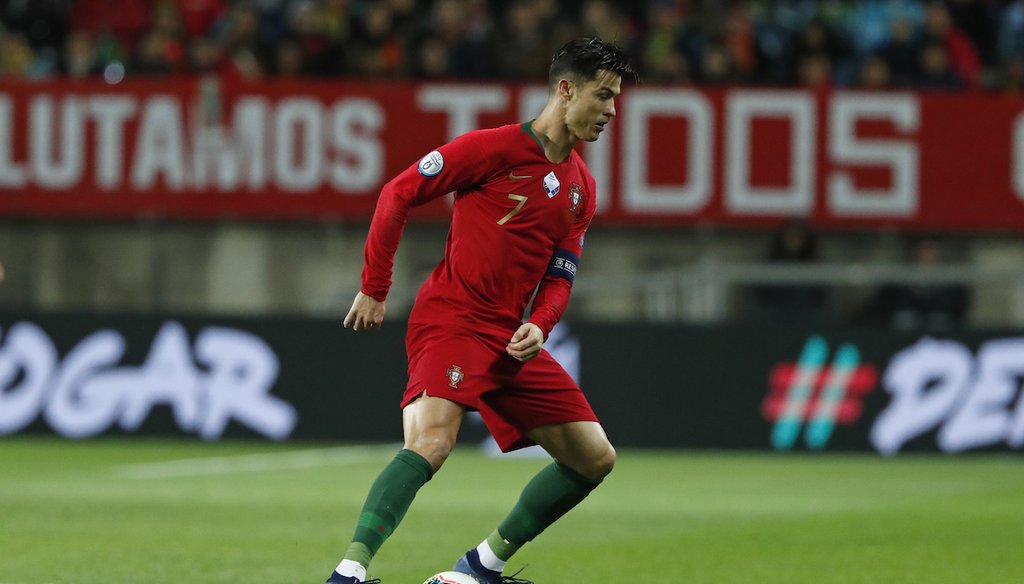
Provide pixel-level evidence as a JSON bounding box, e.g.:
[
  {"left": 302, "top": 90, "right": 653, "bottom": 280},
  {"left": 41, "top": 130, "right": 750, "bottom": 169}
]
[
  {"left": 344, "top": 449, "right": 433, "bottom": 568},
  {"left": 488, "top": 462, "right": 602, "bottom": 561}
]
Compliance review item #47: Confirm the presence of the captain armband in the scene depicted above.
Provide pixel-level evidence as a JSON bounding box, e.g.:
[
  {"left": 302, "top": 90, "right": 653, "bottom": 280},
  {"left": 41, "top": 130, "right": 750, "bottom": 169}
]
[{"left": 545, "top": 248, "right": 580, "bottom": 284}]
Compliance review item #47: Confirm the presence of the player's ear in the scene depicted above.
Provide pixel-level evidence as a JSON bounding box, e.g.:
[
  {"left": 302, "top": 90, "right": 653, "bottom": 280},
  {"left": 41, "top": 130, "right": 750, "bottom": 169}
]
[{"left": 557, "top": 78, "right": 573, "bottom": 101}]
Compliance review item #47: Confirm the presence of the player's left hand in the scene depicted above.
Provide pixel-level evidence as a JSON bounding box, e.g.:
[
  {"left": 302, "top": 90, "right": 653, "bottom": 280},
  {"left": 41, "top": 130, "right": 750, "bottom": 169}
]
[
  {"left": 507, "top": 323, "right": 544, "bottom": 362},
  {"left": 344, "top": 291, "right": 386, "bottom": 332}
]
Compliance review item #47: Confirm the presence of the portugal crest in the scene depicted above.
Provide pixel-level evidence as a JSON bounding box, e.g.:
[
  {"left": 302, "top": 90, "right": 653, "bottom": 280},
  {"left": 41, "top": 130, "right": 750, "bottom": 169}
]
[
  {"left": 568, "top": 183, "right": 584, "bottom": 215},
  {"left": 446, "top": 365, "right": 464, "bottom": 389}
]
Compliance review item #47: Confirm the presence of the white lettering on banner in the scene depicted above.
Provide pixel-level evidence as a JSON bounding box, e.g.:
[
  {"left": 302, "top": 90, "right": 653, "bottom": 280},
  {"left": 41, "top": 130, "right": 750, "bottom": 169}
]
[
  {"left": 0, "top": 96, "right": 27, "bottom": 187},
  {"left": 0, "top": 87, "right": 957, "bottom": 222},
  {"left": 91, "top": 96, "right": 137, "bottom": 189},
  {"left": 871, "top": 337, "right": 1024, "bottom": 454},
  {"left": 192, "top": 97, "right": 269, "bottom": 190},
  {"left": 132, "top": 96, "right": 187, "bottom": 189},
  {"left": 3, "top": 91, "right": 389, "bottom": 195},
  {"left": 0, "top": 321, "right": 296, "bottom": 440},
  {"left": 941, "top": 338, "right": 1024, "bottom": 451},
  {"left": 1014, "top": 112, "right": 1024, "bottom": 203},
  {"left": 829, "top": 93, "right": 920, "bottom": 216},
  {"left": 195, "top": 326, "right": 291, "bottom": 439},
  {"left": 725, "top": 91, "right": 816, "bottom": 215},
  {"left": 329, "top": 98, "right": 384, "bottom": 192},
  {"left": 275, "top": 98, "right": 323, "bottom": 191},
  {"left": 623, "top": 90, "right": 713, "bottom": 213},
  {"left": 30, "top": 95, "right": 86, "bottom": 188},
  {"left": 0, "top": 323, "right": 56, "bottom": 433},
  {"left": 417, "top": 85, "right": 509, "bottom": 141}
]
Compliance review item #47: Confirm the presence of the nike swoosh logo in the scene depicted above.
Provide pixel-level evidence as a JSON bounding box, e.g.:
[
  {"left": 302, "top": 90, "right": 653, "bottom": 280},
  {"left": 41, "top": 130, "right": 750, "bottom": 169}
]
[{"left": 508, "top": 171, "right": 532, "bottom": 180}]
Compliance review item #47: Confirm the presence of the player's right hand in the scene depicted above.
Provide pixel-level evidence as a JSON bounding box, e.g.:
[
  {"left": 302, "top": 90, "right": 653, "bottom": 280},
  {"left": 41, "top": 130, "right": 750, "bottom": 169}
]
[{"left": 344, "top": 291, "right": 386, "bottom": 332}]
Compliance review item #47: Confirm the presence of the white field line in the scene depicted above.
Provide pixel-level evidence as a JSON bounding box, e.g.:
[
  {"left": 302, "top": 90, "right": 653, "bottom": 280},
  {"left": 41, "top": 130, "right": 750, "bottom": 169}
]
[{"left": 114, "top": 444, "right": 400, "bottom": 480}]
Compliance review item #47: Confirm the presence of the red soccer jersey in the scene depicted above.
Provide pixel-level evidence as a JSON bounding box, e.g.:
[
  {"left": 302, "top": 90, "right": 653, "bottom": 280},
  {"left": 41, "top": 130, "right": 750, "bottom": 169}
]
[{"left": 362, "top": 122, "right": 596, "bottom": 339}]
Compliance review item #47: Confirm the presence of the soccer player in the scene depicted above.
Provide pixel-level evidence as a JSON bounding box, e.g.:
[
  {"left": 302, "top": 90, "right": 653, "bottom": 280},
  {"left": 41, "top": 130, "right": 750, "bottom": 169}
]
[{"left": 327, "top": 38, "right": 634, "bottom": 584}]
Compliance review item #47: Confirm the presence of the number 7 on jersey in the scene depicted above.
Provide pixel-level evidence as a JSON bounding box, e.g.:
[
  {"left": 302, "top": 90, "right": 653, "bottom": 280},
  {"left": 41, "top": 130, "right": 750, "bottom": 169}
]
[{"left": 498, "top": 194, "right": 528, "bottom": 225}]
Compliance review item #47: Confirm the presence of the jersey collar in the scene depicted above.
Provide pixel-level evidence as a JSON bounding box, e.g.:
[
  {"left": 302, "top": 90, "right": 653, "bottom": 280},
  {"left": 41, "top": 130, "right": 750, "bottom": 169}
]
[{"left": 521, "top": 120, "right": 546, "bottom": 152}]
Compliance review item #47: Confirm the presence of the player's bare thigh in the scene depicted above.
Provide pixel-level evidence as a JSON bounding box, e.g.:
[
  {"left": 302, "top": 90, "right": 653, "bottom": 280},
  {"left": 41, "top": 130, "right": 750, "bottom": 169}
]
[
  {"left": 528, "top": 421, "right": 616, "bottom": 481},
  {"left": 402, "top": 395, "right": 466, "bottom": 472}
]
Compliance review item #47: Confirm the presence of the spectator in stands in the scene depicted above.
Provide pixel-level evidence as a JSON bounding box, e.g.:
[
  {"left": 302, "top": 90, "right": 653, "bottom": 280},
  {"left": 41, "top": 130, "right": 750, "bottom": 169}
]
[
  {"left": 580, "top": 0, "right": 634, "bottom": 50},
  {"left": 423, "top": 0, "right": 489, "bottom": 78},
  {"left": 865, "top": 238, "right": 970, "bottom": 330},
  {"left": 881, "top": 16, "right": 922, "bottom": 87},
  {"left": 916, "top": 41, "right": 965, "bottom": 89},
  {"left": 858, "top": 53, "right": 893, "bottom": 89},
  {"left": 922, "top": 0, "right": 980, "bottom": 87},
  {"left": 145, "top": 2, "right": 187, "bottom": 72},
  {"left": 722, "top": 2, "right": 757, "bottom": 80},
  {"left": 698, "top": 41, "right": 740, "bottom": 85},
  {"left": 849, "top": 0, "right": 897, "bottom": 55},
  {"left": 0, "top": 0, "right": 1019, "bottom": 88},
  {"left": 179, "top": 0, "right": 227, "bottom": 39},
  {"left": 132, "top": 31, "right": 175, "bottom": 75},
  {"left": 0, "top": 0, "right": 67, "bottom": 47},
  {"left": 350, "top": 1, "right": 404, "bottom": 77},
  {"left": 70, "top": 0, "right": 150, "bottom": 57},
  {"left": 792, "top": 17, "right": 850, "bottom": 84},
  {"left": 750, "top": 7, "right": 793, "bottom": 85},
  {"left": 321, "top": 0, "right": 352, "bottom": 45},
  {"left": 796, "top": 52, "right": 832, "bottom": 89},
  {"left": 273, "top": 36, "right": 305, "bottom": 77},
  {"left": 751, "top": 219, "right": 829, "bottom": 323},
  {"left": 997, "top": 55, "right": 1024, "bottom": 98},
  {"left": 945, "top": 0, "right": 996, "bottom": 68},
  {"left": 214, "top": 2, "right": 265, "bottom": 59},
  {"left": 640, "top": 3, "right": 696, "bottom": 84},
  {"left": 0, "top": 32, "right": 38, "bottom": 77},
  {"left": 289, "top": 1, "right": 336, "bottom": 76},
  {"left": 997, "top": 0, "right": 1024, "bottom": 63},
  {"left": 0, "top": 0, "right": 67, "bottom": 75},
  {"left": 410, "top": 35, "right": 452, "bottom": 79},
  {"left": 61, "top": 30, "right": 103, "bottom": 78},
  {"left": 488, "top": 0, "right": 551, "bottom": 80},
  {"left": 187, "top": 35, "right": 223, "bottom": 74}
]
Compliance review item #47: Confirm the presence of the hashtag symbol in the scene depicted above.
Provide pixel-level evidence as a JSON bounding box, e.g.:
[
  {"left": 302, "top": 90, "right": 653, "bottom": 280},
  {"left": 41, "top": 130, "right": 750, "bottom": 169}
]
[{"left": 762, "top": 336, "right": 877, "bottom": 450}]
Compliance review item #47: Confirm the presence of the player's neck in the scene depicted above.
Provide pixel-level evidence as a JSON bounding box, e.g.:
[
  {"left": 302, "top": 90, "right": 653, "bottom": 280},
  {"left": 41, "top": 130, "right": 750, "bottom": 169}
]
[{"left": 530, "top": 111, "right": 578, "bottom": 163}]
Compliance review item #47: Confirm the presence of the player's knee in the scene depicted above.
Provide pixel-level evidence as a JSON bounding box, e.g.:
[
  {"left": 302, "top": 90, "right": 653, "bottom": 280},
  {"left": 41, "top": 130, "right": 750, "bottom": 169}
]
[
  {"left": 591, "top": 443, "right": 616, "bottom": 479},
  {"left": 576, "top": 442, "right": 615, "bottom": 481},
  {"left": 406, "top": 431, "right": 456, "bottom": 471}
]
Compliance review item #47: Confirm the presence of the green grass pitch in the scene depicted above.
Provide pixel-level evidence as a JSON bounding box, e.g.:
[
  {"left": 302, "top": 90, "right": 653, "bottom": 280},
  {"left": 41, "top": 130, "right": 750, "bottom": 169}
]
[{"left": 1, "top": 437, "right": 1022, "bottom": 584}]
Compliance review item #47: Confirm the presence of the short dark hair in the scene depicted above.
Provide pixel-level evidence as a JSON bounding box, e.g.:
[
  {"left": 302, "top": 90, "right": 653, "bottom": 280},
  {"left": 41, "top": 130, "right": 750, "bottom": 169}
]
[{"left": 549, "top": 37, "right": 636, "bottom": 88}]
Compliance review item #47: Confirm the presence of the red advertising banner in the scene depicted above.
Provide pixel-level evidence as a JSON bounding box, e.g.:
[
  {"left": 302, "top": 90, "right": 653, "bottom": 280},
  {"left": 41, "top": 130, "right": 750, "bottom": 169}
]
[{"left": 1, "top": 78, "right": 1022, "bottom": 230}]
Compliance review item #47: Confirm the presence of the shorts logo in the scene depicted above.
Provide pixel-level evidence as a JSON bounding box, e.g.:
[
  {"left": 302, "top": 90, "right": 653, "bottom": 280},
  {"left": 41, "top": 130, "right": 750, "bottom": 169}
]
[
  {"left": 418, "top": 150, "right": 444, "bottom": 177},
  {"left": 568, "top": 183, "right": 583, "bottom": 215},
  {"left": 543, "top": 171, "right": 560, "bottom": 198},
  {"left": 446, "top": 365, "right": 464, "bottom": 389}
]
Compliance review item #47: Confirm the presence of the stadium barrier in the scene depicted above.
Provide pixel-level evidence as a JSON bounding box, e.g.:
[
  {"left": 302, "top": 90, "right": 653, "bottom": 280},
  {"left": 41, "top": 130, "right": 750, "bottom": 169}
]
[{"left": 1, "top": 311, "right": 1022, "bottom": 455}]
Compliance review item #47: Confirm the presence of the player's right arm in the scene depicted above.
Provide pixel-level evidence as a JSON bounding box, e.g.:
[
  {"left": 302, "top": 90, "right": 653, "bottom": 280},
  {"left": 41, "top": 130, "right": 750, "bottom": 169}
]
[{"left": 352, "top": 129, "right": 505, "bottom": 330}]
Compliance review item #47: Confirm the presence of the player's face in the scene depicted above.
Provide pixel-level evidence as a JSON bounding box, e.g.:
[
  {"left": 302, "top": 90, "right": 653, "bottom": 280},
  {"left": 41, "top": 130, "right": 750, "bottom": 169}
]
[{"left": 565, "top": 69, "right": 621, "bottom": 142}]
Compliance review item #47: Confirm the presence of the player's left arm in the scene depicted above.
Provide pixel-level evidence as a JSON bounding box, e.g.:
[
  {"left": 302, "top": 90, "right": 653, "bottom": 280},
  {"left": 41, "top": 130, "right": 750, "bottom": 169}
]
[{"left": 519, "top": 176, "right": 598, "bottom": 355}]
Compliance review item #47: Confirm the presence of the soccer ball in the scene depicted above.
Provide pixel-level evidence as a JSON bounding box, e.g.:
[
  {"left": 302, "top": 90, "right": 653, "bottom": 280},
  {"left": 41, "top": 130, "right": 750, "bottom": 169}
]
[{"left": 422, "top": 571, "right": 481, "bottom": 584}]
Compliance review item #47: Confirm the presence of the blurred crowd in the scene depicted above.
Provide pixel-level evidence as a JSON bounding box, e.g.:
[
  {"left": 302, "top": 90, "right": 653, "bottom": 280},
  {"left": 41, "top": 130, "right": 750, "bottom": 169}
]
[{"left": 0, "top": 0, "right": 1022, "bottom": 92}]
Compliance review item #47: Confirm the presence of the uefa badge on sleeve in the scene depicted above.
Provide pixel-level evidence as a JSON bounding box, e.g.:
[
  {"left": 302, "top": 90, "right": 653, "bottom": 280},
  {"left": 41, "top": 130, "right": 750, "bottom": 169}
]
[{"left": 418, "top": 150, "right": 444, "bottom": 177}]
